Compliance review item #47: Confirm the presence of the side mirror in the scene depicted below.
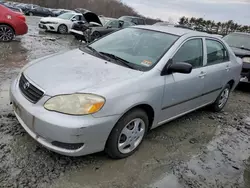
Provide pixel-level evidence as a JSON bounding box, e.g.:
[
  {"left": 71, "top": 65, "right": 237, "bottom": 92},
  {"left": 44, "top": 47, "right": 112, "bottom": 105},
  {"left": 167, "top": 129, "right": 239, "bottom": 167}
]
[
  {"left": 71, "top": 18, "right": 77, "bottom": 22},
  {"left": 161, "top": 61, "right": 192, "bottom": 75}
]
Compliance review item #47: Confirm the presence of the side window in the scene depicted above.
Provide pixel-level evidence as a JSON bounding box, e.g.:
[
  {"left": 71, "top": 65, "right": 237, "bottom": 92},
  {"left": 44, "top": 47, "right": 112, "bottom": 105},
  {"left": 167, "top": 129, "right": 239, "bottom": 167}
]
[
  {"left": 122, "top": 21, "right": 133, "bottom": 28},
  {"left": 74, "top": 15, "right": 81, "bottom": 21},
  {"left": 108, "top": 20, "right": 119, "bottom": 28},
  {"left": 206, "top": 39, "right": 229, "bottom": 65},
  {"left": 172, "top": 39, "right": 203, "bottom": 68},
  {"left": 132, "top": 19, "right": 139, "bottom": 25},
  {"left": 138, "top": 19, "right": 145, "bottom": 25}
]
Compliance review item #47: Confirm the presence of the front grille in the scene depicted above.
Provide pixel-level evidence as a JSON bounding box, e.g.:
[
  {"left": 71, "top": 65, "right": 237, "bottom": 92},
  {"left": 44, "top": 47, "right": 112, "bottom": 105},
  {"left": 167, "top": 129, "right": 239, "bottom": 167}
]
[{"left": 19, "top": 74, "right": 44, "bottom": 103}]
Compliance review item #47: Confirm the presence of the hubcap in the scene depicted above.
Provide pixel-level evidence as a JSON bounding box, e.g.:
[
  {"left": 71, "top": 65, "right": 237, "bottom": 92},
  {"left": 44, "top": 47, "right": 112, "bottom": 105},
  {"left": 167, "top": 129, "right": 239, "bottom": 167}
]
[
  {"left": 118, "top": 118, "right": 146, "bottom": 154},
  {"left": 0, "top": 26, "right": 14, "bottom": 41},
  {"left": 218, "top": 88, "right": 229, "bottom": 108}
]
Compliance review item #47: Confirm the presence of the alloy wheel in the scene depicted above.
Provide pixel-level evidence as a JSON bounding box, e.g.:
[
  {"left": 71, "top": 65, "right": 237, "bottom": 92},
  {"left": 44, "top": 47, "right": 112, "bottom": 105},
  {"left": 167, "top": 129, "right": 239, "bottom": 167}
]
[
  {"left": 58, "top": 25, "right": 67, "bottom": 34},
  {"left": 0, "top": 25, "right": 14, "bottom": 42},
  {"left": 218, "top": 88, "right": 229, "bottom": 108},
  {"left": 118, "top": 118, "right": 146, "bottom": 154}
]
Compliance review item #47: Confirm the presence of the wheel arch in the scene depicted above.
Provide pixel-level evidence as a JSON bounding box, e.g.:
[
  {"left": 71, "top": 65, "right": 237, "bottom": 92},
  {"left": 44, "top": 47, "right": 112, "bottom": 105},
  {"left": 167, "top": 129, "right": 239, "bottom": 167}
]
[
  {"left": 104, "top": 103, "right": 155, "bottom": 152},
  {"left": 227, "top": 79, "right": 235, "bottom": 90}
]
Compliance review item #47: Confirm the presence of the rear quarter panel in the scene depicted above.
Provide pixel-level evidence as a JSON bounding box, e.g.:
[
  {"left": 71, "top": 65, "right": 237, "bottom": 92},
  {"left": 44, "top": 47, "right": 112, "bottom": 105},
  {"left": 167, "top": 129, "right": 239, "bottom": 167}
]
[{"left": 224, "top": 41, "right": 243, "bottom": 89}]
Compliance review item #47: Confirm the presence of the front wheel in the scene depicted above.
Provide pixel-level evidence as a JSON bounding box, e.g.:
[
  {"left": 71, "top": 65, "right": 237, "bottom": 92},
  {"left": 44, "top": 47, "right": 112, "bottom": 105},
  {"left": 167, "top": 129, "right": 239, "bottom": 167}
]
[
  {"left": 211, "top": 84, "right": 231, "bottom": 112},
  {"left": 28, "top": 12, "right": 33, "bottom": 16},
  {"left": 105, "top": 109, "right": 149, "bottom": 159},
  {"left": 0, "top": 25, "right": 15, "bottom": 42},
  {"left": 58, "top": 24, "right": 68, "bottom": 34}
]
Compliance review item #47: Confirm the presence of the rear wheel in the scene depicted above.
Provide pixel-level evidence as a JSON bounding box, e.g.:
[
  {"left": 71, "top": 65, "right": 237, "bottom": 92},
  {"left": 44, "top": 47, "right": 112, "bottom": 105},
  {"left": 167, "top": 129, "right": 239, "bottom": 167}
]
[
  {"left": 105, "top": 109, "right": 148, "bottom": 159},
  {"left": 0, "top": 25, "right": 15, "bottom": 42},
  {"left": 211, "top": 84, "right": 231, "bottom": 112},
  {"left": 58, "top": 24, "right": 68, "bottom": 34},
  {"left": 29, "top": 12, "right": 33, "bottom": 16}
]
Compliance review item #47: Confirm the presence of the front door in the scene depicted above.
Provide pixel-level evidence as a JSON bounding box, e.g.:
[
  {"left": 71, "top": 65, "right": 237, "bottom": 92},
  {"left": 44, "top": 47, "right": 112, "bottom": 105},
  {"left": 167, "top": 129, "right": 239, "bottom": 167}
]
[
  {"left": 159, "top": 38, "right": 205, "bottom": 124},
  {"left": 201, "top": 38, "right": 231, "bottom": 104}
]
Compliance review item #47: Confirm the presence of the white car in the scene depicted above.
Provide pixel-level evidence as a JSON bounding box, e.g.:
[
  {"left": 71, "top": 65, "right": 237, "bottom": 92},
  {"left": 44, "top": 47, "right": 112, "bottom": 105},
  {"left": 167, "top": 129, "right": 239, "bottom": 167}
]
[{"left": 38, "top": 12, "right": 83, "bottom": 34}]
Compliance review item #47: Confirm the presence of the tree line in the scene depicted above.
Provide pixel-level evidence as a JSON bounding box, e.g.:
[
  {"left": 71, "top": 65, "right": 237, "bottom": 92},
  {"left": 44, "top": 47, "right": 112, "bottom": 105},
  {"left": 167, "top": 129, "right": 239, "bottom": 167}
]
[
  {"left": 8, "top": 0, "right": 161, "bottom": 24},
  {"left": 179, "top": 16, "right": 250, "bottom": 35}
]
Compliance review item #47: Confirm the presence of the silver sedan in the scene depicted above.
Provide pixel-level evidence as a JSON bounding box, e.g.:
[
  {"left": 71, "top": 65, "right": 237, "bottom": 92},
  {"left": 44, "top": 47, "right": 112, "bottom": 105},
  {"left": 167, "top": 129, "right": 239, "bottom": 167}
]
[{"left": 10, "top": 25, "right": 242, "bottom": 158}]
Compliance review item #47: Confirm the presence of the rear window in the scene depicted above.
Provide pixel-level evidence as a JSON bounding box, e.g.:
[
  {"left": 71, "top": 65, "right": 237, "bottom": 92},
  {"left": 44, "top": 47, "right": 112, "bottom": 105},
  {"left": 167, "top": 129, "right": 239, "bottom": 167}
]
[{"left": 224, "top": 33, "right": 250, "bottom": 50}]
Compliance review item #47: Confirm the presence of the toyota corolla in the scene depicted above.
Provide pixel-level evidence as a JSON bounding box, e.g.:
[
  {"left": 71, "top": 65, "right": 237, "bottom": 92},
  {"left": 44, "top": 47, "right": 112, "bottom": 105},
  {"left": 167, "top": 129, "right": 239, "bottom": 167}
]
[{"left": 10, "top": 26, "right": 242, "bottom": 159}]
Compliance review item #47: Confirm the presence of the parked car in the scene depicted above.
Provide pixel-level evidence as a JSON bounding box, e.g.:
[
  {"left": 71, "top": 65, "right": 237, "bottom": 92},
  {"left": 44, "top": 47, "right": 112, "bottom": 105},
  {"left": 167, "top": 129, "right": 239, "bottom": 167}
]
[
  {"left": 25, "top": 6, "right": 54, "bottom": 17},
  {"left": 51, "top": 9, "right": 74, "bottom": 17},
  {"left": 10, "top": 26, "right": 241, "bottom": 158},
  {"left": 119, "top": 16, "right": 146, "bottom": 25},
  {"left": 16, "top": 3, "right": 39, "bottom": 14},
  {"left": 39, "top": 12, "right": 83, "bottom": 34},
  {"left": 0, "top": 2, "right": 24, "bottom": 14},
  {"left": 0, "top": 4, "right": 27, "bottom": 41},
  {"left": 224, "top": 32, "right": 250, "bottom": 83},
  {"left": 69, "top": 9, "right": 103, "bottom": 40},
  {"left": 153, "top": 22, "right": 172, "bottom": 26},
  {"left": 71, "top": 18, "right": 135, "bottom": 42}
]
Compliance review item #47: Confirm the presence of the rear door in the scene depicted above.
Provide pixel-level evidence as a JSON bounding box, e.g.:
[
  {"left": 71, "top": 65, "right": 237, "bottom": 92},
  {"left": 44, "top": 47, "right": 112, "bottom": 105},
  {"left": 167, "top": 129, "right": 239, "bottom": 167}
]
[{"left": 201, "top": 38, "right": 231, "bottom": 104}]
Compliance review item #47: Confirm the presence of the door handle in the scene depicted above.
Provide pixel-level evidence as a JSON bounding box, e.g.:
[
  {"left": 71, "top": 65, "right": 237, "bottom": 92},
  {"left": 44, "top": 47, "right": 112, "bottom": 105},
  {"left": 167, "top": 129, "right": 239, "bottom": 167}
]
[
  {"left": 226, "top": 65, "right": 231, "bottom": 71},
  {"left": 199, "top": 71, "right": 206, "bottom": 78}
]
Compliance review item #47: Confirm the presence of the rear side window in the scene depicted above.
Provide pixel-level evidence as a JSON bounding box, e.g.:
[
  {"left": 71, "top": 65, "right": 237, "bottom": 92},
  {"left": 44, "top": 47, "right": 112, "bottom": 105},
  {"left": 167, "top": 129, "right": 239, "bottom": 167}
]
[
  {"left": 172, "top": 38, "right": 203, "bottom": 68},
  {"left": 206, "top": 39, "right": 229, "bottom": 65},
  {"left": 137, "top": 19, "right": 145, "bottom": 25}
]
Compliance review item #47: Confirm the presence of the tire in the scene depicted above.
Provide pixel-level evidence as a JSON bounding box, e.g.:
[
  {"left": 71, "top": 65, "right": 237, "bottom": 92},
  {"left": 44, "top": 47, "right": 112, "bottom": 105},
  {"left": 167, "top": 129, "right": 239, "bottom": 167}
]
[
  {"left": 211, "top": 84, "right": 231, "bottom": 112},
  {"left": 105, "top": 109, "right": 149, "bottom": 159},
  {"left": 58, "top": 24, "right": 68, "bottom": 34},
  {"left": 29, "top": 12, "right": 33, "bottom": 16},
  {"left": 0, "top": 25, "right": 15, "bottom": 42},
  {"left": 92, "top": 31, "right": 101, "bottom": 40}
]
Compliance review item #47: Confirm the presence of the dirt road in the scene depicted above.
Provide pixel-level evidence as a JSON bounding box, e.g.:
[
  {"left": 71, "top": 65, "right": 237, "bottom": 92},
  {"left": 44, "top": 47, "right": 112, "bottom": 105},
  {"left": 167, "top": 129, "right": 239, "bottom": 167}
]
[{"left": 0, "top": 17, "right": 250, "bottom": 188}]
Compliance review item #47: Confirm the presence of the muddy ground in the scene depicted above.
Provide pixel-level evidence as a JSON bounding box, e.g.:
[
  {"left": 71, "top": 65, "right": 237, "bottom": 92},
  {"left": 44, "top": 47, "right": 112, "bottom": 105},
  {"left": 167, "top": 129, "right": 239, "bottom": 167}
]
[{"left": 0, "top": 17, "right": 250, "bottom": 188}]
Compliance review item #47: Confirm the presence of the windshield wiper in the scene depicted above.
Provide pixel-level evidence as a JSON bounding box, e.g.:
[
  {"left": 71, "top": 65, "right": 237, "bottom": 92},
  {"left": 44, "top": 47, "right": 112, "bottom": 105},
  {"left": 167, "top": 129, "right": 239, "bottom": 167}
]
[
  {"left": 231, "top": 46, "right": 250, "bottom": 51},
  {"left": 99, "top": 52, "right": 136, "bottom": 69},
  {"left": 85, "top": 46, "right": 110, "bottom": 60}
]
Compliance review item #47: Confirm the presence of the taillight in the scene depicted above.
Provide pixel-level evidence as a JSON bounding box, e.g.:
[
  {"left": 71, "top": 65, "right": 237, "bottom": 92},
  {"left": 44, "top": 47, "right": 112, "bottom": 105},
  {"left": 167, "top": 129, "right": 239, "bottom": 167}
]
[{"left": 17, "top": 14, "right": 26, "bottom": 22}]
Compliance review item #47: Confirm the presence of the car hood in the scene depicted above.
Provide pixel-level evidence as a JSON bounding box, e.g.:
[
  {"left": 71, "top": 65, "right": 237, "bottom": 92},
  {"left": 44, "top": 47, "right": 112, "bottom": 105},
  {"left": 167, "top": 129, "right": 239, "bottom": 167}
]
[
  {"left": 40, "top": 17, "right": 65, "bottom": 22},
  {"left": 230, "top": 47, "right": 250, "bottom": 57},
  {"left": 23, "top": 49, "right": 143, "bottom": 96}
]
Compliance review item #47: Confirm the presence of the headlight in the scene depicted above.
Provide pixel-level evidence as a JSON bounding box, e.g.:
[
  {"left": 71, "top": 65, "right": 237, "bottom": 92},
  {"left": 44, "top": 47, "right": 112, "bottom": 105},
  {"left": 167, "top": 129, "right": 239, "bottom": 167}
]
[
  {"left": 242, "top": 57, "right": 250, "bottom": 63},
  {"left": 44, "top": 94, "right": 105, "bottom": 115}
]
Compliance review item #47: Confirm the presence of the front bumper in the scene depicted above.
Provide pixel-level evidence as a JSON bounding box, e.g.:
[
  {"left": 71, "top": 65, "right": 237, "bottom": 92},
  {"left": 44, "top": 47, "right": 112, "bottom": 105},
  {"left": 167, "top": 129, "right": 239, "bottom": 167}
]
[
  {"left": 38, "top": 23, "right": 59, "bottom": 32},
  {"left": 10, "top": 77, "right": 120, "bottom": 156}
]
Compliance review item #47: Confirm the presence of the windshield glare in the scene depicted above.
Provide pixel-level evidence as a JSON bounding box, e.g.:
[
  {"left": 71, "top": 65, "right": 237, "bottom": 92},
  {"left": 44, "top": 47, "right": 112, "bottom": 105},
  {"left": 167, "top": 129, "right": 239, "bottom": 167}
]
[
  {"left": 224, "top": 33, "right": 250, "bottom": 50},
  {"left": 84, "top": 28, "right": 178, "bottom": 70},
  {"left": 58, "top": 13, "right": 74, "bottom": 19}
]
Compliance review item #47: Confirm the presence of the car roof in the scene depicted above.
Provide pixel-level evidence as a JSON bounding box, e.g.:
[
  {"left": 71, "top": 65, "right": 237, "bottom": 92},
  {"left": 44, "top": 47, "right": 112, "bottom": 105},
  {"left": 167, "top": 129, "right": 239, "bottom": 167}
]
[
  {"left": 133, "top": 25, "right": 211, "bottom": 37},
  {"left": 230, "top": 32, "right": 250, "bottom": 36},
  {"left": 120, "top": 16, "right": 144, "bottom": 19}
]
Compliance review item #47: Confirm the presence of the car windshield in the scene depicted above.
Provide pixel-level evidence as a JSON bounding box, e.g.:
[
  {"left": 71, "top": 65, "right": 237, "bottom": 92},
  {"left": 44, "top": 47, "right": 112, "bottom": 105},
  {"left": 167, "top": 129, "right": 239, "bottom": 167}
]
[
  {"left": 58, "top": 13, "right": 74, "bottom": 19},
  {"left": 224, "top": 33, "right": 250, "bottom": 50},
  {"left": 80, "top": 28, "right": 178, "bottom": 70}
]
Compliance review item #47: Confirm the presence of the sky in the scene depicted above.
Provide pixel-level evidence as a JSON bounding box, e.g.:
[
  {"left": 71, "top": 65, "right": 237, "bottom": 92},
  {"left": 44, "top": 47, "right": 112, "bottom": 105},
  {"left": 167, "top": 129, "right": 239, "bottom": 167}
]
[{"left": 122, "top": 0, "right": 250, "bottom": 25}]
